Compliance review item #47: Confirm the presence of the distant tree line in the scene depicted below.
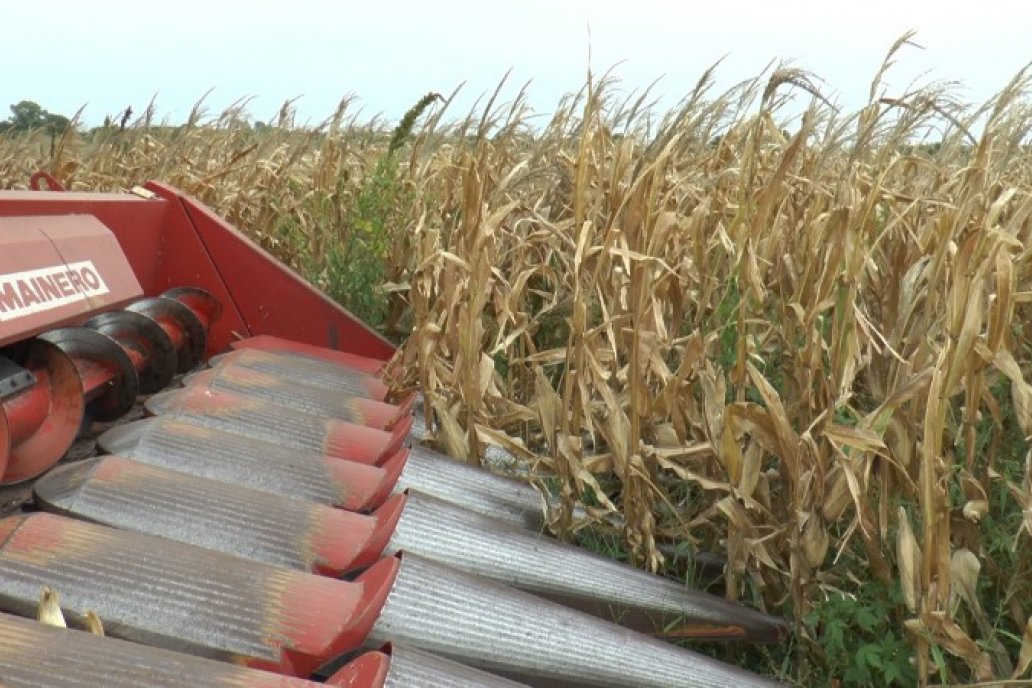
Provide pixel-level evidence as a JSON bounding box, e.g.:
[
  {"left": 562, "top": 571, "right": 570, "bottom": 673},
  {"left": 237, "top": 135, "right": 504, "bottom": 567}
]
[{"left": 0, "top": 101, "right": 71, "bottom": 135}]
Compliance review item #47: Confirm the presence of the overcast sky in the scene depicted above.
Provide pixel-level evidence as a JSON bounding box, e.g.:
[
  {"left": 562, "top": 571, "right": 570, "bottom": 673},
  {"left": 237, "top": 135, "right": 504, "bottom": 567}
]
[{"left": 3, "top": 0, "right": 1031, "bottom": 128}]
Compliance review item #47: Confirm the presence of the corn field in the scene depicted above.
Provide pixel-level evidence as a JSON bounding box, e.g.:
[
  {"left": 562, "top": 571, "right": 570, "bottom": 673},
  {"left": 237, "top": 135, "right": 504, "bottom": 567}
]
[{"left": 7, "top": 35, "right": 1032, "bottom": 685}]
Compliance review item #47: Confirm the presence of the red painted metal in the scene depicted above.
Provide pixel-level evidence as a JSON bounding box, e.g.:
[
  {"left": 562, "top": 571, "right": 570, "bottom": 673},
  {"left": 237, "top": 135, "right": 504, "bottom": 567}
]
[
  {"left": 28, "top": 171, "right": 65, "bottom": 191},
  {"left": 165, "top": 286, "right": 223, "bottom": 338},
  {"left": 74, "top": 356, "right": 119, "bottom": 403},
  {"left": 157, "top": 316, "right": 185, "bottom": 350},
  {"left": 312, "top": 493, "right": 408, "bottom": 576},
  {"left": 331, "top": 650, "right": 391, "bottom": 686},
  {"left": 37, "top": 455, "right": 410, "bottom": 578},
  {"left": 328, "top": 651, "right": 393, "bottom": 688},
  {"left": 326, "top": 413, "right": 412, "bottom": 459},
  {"left": 0, "top": 610, "right": 405, "bottom": 688},
  {"left": 41, "top": 328, "right": 139, "bottom": 423},
  {"left": 0, "top": 191, "right": 248, "bottom": 356},
  {"left": 3, "top": 373, "right": 50, "bottom": 441},
  {"left": 322, "top": 450, "right": 410, "bottom": 509},
  {"left": 0, "top": 215, "right": 143, "bottom": 347},
  {"left": 121, "top": 346, "right": 147, "bottom": 372},
  {"left": 126, "top": 293, "right": 210, "bottom": 373},
  {"left": 144, "top": 386, "right": 411, "bottom": 465},
  {"left": 84, "top": 310, "right": 178, "bottom": 393},
  {"left": 182, "top": 367, "right": 412, "bottom": 430},
  {"left": 0, "top": 415, "right": 7, "bottom": 481},
  {"left": 0, "top": 287, "right": 220, "bottom": 485},
  {"left": 154, "top": 183, "right": 396, "bottom": 360},
  {"left": 0, "top": 186, "right": 396, "bottom": 360},
  {"left": 232, "top": 334, "right": 390, "bottom": 374},
  {"left": 1, "top": 339, "right": 84, "bottom": 483},
  {"left": 0, "top": 512, "right": 402, "bottom": 678}
]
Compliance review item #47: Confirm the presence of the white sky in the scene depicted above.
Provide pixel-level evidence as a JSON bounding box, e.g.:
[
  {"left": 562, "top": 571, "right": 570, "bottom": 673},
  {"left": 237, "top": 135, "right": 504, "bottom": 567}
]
[{"left": 3, "top": 0, "right": 1031, "bottom": 128}]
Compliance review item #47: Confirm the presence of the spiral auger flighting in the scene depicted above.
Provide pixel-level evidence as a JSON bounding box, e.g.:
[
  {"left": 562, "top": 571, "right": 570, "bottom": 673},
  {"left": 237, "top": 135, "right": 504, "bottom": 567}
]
[
  {"left": 0, "top": 288, "right": 218, "bottom": 484},
  {"left": 0, "top": 338, "right": 83, "bottom": 484},
  {"left": 127, "top": 286, "right": 222, "bottom": 373}
]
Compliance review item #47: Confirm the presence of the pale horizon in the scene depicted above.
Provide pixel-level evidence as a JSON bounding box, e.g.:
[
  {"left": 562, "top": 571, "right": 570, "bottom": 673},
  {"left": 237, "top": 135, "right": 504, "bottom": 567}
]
[{"left": 4, "top": 0, "right": 1032, "bottom": 128}]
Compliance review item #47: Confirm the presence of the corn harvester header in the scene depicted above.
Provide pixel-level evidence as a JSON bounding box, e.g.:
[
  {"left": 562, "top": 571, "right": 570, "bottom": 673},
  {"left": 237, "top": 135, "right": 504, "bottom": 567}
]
[{"left": 0, "top": 176, "right": 789, "bottom": 687}]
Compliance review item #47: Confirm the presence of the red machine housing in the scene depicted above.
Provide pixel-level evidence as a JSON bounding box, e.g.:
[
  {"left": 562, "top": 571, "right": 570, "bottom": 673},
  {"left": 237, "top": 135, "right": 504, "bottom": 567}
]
[
  {"left": 0, "top": 183, "right": 395, "bottom": 360},
  {"left": 0, "top": 215, "right": 143, "bottom": 347},
  {"left": 0, "top": 183, "right": 396, "bottom": 486}
]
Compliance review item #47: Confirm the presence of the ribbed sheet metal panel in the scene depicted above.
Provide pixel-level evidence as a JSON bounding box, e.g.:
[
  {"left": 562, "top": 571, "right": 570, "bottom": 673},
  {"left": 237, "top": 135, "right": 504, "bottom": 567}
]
[
  {"left": 387, "top": 491, "right": 786, "bottom": 642},
  {"left": 97, "top": 417, "right": 387, "bottom": 510},
  {"left": 214, "top": 347, "right": 388, "bottom": 393},
  {"left": 384, "top": 644, "right": 530, "bottom": 687},
  {"left": 185, "top": 365, "right": 402, "bottom": 426},
  {"left": 143, "top": 388, "right": 395, "bottom": 463},
  {"left": 398, "top": 446, "right": 548, "bottom": 531},
  {"left": 367, "top": 554, "right": 782, "bottom": 688},
  {"left": 0, "top": 611, "right": 344, "bottom": 688},
  {"left": 34, "top": 457, "right": 380, "bottom": 574},
  {"left": 0, "top": 513, "right": 370, "bottom": 673}
]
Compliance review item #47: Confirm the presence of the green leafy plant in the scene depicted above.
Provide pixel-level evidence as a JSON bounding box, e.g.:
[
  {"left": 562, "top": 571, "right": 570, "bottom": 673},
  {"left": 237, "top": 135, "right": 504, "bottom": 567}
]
[{"left": 805, "top": 582, "right": 917, "bottom": 687}]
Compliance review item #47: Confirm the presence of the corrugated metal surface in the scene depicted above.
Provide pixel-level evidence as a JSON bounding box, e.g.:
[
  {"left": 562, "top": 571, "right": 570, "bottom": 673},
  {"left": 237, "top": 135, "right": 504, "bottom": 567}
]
[
  {"left": 0, "top": 611, "right": 348, "bottom": 688},
  {"left": 210, "top": 348, "right": 390, "bottom": 398},
  {"left": 386, "top": 490, "right": 785, "bottom": 642},
  {"left": 31, "top": 453, "right": 779, "bottom": 644},
  {"left": 182, "top": 366, "right": 408, "bottom": 429},
  {"left": 367, "top": 554, "right": 782, "bottom": 688},
  {"left": 0, "top": 513, "right": 386, "bottom": 675},
  {"left": 144, "top": 386, "right": 402, "bottom": 464},
  {"left": 33, "top": 457, "right": 395, "bottom": 575},
  {"left": 383, "top": 644, "right": 530, "bottom": 688},
  {"left": 397, "top": 446, "right": 549, "bottom": 531},
  {"left": 97, "top": 417, "right": 392, "bottom": 510}
]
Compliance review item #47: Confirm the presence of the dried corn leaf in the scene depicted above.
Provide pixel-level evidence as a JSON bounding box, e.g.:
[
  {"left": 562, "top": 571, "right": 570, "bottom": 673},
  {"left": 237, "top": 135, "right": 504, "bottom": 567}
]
[
  {"left": 1014, "top": 616, "right": 1032, "bottom": 679},
  {"left": 429, "top": 396, "right": 469, "bottom": 462}
]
